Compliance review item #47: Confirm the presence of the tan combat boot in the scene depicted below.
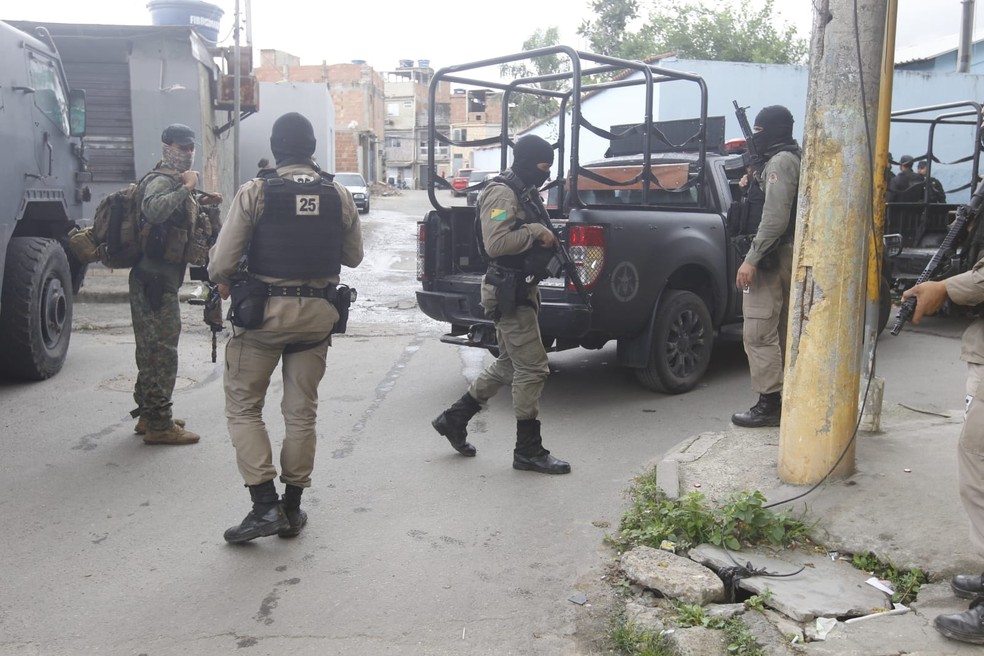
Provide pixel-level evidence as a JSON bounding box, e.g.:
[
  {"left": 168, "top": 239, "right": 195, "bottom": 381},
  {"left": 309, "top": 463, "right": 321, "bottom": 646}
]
[
  {"left": 134, "top": 417, "right": 185, "bottom": 435},
  {"left": 144, "top": 422, "right": 200, "bottom": 445}
]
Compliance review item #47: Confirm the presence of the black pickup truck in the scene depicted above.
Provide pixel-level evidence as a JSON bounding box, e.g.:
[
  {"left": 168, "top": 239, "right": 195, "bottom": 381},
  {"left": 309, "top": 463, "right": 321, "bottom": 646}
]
[{"left": 416, "top": 48, "right": 753, "bottom": 393}]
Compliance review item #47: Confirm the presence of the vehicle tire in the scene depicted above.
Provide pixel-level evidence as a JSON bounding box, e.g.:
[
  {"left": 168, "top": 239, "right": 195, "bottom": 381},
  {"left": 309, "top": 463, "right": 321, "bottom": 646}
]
[
  {"left": 634, "top": 290, "right": 713, "bottom": 394},
  {"left": 360, "top": 201, "right": 370, "bottom": 215},
  {"left": 0, "top": 237, "right": 73, "bottom": 380},
  {"left": 877, "top": 275, "right": 892, "bottom": 336}
]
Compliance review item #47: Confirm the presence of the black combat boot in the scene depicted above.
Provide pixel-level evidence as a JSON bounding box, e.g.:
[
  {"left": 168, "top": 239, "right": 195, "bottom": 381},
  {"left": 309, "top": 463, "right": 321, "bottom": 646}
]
[
  {"left": 935, "top": 597, "right": 984, "bottom": 644},
  {"left": 224, "top": 480, "right": 289, "bottom": 544},
  {"left": 432, "top": 393, "right": 482, "bottom": 456},
  {"left": 731, "top": 392, "right": 782, "bottom": 428},
  {"left": 278, "top": 484, "right": 307, "bottom": 538},
  {"left": 513, "top": 419, "right": 571, "bottom": 475}
]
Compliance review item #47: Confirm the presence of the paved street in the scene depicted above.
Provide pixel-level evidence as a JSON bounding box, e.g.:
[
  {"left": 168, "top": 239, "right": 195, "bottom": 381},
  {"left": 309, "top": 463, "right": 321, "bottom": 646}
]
[{"left": 0, "top": 191, "right": 972, "bottom": 655}]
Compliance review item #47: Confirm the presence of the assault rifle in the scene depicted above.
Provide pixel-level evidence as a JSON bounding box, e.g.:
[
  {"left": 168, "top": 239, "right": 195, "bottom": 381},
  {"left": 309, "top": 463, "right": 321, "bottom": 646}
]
[
  {"left": 188, "top": 265, "right": 224, "bottom": 362},
  {"left": 891, "top": 177, "right": 984, "bottom": 335},
  {"left": 517, "top": 184, "right": 593, "bottom": 311},
  {"left": 733, "top": 100, "right": 762, "bottom": 177}
]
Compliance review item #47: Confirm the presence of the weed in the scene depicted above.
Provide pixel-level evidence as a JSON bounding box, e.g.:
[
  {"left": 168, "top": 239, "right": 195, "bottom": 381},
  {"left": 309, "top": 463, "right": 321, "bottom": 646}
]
[
  {"left": 672, "top": 601, "right": 724, "bottom": 629},
  {"left": 612, "top": 469, "right": 813, "bottom": 552},
  {"left": 851, "top": 551, "right": 927, "bottom": 604},
  {"left": 608, "top": 610, "right": 670, "bottom": 656},
  {"left": 744, "top": 589, "right": 773, "bottom": 612},
  {"left": 722, "top": 617, "right": 765, "bottom": 656}
]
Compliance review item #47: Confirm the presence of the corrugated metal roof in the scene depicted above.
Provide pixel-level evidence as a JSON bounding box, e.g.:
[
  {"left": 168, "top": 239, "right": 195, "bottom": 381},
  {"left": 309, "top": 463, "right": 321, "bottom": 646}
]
[{"left": 895, "top": 32, "right": 984, "bottom": 65}]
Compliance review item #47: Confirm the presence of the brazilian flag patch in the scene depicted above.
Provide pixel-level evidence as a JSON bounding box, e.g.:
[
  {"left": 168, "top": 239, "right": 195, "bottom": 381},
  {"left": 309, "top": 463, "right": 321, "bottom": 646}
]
[{"left": 490, "top": 208, "right": 508, "bottom": 221}]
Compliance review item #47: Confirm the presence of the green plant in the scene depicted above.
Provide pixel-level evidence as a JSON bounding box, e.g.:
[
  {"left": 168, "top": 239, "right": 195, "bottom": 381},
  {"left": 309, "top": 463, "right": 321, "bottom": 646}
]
[
  {"left": 722, "top": 616, "right": 765, "bottom": 656},
  {"left": 613, "top": 469, "right": 813, "bottom": 552},
  {"left": 608, "top": 611, "right": 671, "bottom": 655},
  {"left": 672, "top": 601, "right": 724, "bottom": 629},
  {"left": 850, "top": 551, "right": 927, "bottom": 605},
  {"left": 744, "top": 589, "right": 773, "bottom": 612}
]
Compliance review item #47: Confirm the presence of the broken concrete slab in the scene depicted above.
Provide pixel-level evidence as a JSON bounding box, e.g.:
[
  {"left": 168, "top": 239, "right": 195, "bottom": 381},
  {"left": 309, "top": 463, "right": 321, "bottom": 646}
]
[
  {"left": 622, "top": 546, "right": 725, "bottom": 605},
  {"left": 689, "top": 544, "right": 890, "bottom": 622},
  {"left": 623, "top": 600, "right": 666, "bottom": 635},
  {"left": 662, "top": 625, "right": 730, "bottom": 656}
]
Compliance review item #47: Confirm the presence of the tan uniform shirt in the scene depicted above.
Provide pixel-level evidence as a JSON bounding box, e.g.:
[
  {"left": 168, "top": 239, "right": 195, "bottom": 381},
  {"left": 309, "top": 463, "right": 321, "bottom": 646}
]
[
  {"left": 946, "top": 256, "right": 984, "bottom": 364},
  {"left": 746, "top": 150, "right": 800, "bottom": 266},
  {"left": 208, "top": 164, "right": 364, "bottom": 331},
  {"left": 478, "top": 182, "right": 551, "bottom": 307}
]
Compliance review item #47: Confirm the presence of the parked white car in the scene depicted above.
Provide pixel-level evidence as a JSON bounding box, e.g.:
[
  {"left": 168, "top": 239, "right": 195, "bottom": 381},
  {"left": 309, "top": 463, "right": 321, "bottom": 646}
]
[{"left": 334, "top": 172, "right": 370, "bottom": 214}]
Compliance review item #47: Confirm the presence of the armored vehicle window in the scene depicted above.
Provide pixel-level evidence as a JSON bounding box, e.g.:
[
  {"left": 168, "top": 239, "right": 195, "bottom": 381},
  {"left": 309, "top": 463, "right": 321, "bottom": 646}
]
[{"left": 29, "top": 54, "right": 69, "bottom": 134}]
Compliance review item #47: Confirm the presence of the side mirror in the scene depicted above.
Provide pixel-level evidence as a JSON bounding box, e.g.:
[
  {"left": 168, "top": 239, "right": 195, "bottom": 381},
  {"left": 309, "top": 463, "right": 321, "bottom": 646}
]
[{"left": 68, "top": 88, "right": 86, "bottom": 137}]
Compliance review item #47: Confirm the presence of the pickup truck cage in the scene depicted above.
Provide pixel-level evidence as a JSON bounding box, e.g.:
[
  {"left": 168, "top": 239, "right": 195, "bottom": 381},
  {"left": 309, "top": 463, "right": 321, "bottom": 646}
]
[{"left": 425, "top": 46, "right": 712, "bottom": 214}]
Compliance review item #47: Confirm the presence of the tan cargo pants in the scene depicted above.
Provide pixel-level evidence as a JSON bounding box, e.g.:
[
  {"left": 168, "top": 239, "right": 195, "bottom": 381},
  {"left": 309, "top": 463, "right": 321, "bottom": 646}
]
[
  {"left": 224, "top": 326, "right": 331, "bottom": 487},
  {"left": 960, "top": 382, "right": 984, "bottom": 555},
  {"left": 469, "top": 303, "right": 550, "bottom": 421},
  {"left": 742, "top": 245, "right": 793, "bottom": 395}
]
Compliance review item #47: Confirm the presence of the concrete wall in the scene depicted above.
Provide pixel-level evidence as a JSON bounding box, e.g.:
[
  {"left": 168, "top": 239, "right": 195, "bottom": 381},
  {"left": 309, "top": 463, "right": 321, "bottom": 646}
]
[{"left": 239, "top": 81, "right": 336, "bottom": 184}]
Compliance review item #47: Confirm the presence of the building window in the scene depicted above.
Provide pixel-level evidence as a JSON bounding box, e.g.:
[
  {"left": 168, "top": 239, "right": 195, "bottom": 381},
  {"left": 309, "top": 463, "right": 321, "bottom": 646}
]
[
  {"left": 452, "top": 128, "right": 467, "bottom": 142},
  {"left": 403, "top": 100, "right": 413, "bottom": 108},
  {"left": 387, "top": 103, "right": 400, "bottom": 117},
  {"left": 385, "top": 136, "right": 401, "bottom": 148}
]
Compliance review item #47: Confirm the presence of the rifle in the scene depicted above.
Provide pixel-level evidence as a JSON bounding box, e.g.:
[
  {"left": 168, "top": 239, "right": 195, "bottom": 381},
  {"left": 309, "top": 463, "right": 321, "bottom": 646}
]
[
  {"left": 733, "top": 100, "right": 763, "bottom": 177},
  {"left": 518, "top": 185, "right": 593, "bottom": 311},
  {"left": 188, "top": 265, "right": 224, "bottom": 362},
  {"left": 891, "top": 177, "right": 984, "bottom": 335}
]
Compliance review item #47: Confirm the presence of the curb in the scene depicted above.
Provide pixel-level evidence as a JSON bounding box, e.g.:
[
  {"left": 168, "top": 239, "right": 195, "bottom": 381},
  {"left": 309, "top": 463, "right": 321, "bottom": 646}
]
[{"left": 656, "top": 432, "right": 729, "bottom": 500}]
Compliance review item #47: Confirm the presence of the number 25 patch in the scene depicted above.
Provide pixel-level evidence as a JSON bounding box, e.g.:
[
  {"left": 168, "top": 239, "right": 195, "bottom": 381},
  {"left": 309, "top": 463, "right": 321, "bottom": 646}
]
[{"left": 296, "top": 195, "right": 320, "bottom": 215}]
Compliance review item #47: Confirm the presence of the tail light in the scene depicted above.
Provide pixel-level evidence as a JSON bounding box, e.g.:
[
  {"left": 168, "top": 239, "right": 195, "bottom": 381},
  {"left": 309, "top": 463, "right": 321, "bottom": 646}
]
[
  {"left": 416, "top": 222, "right": 427, "bottom": 281},
  {"left": 567, "top": 225, "right": 605, "bottom": 290}
]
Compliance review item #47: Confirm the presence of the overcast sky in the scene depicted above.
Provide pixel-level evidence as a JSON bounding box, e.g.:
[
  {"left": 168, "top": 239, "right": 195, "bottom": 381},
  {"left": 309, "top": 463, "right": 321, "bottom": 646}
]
[{"left": 4, "top": 0, "right": 982, "bottom": 71}]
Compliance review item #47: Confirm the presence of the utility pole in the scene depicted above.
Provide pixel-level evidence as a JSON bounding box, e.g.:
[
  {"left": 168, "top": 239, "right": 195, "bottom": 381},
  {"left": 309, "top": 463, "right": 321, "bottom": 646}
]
[
  {"left": 778, "top": 0, "right": 889, "bottom": 484},
  {"left": 958, "top": 0, "right": 976, "bottom": 73},
  {"left": 233, "top": 0, "right": 241, "bottom": 188}
]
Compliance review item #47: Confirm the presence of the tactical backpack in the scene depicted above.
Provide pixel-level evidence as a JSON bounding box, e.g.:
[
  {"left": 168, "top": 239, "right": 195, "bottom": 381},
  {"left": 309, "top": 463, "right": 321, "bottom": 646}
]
[{"left": 68, "top": 172, "right": 165, "bottom": 269}]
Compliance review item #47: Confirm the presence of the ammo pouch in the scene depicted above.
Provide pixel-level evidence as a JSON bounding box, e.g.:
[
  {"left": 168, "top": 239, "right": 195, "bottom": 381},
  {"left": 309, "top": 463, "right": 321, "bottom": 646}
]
[
  {"left": 330, "top": 284, "right": 357, "bottom": 335},
  {"left": 486, "top": 264, "right": 520, "bottom": 317},
  {"left": 228, "top": 277, "right": 269, "bottom": 329},
  {"left": 142, "top": 223, "right": 168, "bottom": 261},
  {"left": 524, "top": 244, "right": 563, "bottom": 282}
]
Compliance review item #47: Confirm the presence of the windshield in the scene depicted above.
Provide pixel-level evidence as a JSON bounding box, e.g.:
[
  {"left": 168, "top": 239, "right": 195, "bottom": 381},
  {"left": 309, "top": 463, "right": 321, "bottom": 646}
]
[{"left": 334, "top": 173, "right": 366, "bottom": 187}]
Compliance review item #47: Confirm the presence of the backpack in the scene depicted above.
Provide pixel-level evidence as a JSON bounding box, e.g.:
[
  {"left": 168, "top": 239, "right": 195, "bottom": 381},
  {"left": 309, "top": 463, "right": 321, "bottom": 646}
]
[{"left": 68, "top": 172, "right": 164, "bottom": 269}]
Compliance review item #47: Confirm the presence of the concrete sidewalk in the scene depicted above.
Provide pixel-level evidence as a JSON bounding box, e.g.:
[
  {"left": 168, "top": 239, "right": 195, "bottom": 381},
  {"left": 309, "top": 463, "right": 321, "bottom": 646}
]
[{"left": 659, "top": 404, "right": 984, "bottom": 654}]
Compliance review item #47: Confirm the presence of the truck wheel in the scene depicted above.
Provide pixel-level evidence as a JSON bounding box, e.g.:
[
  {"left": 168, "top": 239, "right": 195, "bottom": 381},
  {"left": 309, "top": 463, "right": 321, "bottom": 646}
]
[
  {"left": 0, "top": 237, "right": 73, "bottom": 380},
  {"left": 634, "top": 290, "right": 713, "bottom": 394}
]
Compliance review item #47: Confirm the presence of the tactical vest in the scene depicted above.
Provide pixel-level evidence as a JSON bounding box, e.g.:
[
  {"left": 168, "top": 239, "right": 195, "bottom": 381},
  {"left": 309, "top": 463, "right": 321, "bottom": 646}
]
[
  {"left": 139, "top": 171, "right": 213, "bottom": 266},
  {"left": 248, "top": 170, "right": 344, "bottom": 279},
  {"left": 474, "top": 171, "right": 547, "bottom": 271}
]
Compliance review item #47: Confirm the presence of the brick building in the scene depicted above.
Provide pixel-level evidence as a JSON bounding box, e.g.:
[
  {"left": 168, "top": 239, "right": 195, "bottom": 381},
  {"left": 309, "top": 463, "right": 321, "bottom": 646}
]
[
  {"left": 449, "top": 88, "right": 504, "bottom": 176},
  {"left": 255, "top": 49, "right": 385, "bottom": 182},
  {"left": 383, "top": 60, "right": 451, "bottom": 189}
]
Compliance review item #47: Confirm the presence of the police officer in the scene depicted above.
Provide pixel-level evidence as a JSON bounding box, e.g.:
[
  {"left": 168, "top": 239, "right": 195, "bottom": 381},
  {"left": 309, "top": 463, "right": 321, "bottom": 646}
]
[
  {"left": 732, "top": 106, "right": 801, "bottom": 428},
  {"left": 131, "top": 123, "right": 222, "bottom": 445},
  {"left": 889, "top": 155, "right": 923, "bottom": 200},
  {"left": 208, "top": 113, "right": 364, "bottom": 543},
  {"left": 431, "top": 134, "right": 570, "bottom": 475}
]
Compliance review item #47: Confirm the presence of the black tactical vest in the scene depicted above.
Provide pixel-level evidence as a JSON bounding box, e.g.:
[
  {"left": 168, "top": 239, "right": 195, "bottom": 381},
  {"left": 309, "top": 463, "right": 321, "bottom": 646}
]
[
  {"left": 248, "top": 170, "right": 344, "bottom": 279},
  {"left": 475, "top": 170, "right": 546, "bottom": 270}
]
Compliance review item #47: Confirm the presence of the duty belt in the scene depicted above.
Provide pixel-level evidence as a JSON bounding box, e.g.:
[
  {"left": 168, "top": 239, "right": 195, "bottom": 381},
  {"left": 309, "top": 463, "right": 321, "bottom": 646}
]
[{"left": 266, "top": 284, "right": 337, "bottom": 302}]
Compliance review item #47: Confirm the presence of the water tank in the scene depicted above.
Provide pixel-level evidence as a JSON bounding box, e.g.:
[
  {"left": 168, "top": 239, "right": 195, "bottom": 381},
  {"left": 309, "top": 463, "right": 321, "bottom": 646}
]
[
  {"left": 399, "top": 59, "right": 413, "bottom": 69},
  {"left": 417, "top": 59, "right": 430, "bottom": 68},
  {"left": 147, "top": 0, "right": 224, "bottom": 44}
]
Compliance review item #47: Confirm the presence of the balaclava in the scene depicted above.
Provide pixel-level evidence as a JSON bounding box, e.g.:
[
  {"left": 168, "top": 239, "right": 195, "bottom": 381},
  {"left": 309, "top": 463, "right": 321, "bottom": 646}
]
[
  {"left": 511, "top": 135, "right": 554, "bottom": 188},
  {"left": 270, "top": 112, "right": 317, "bottom": 167},
  {"left": 752, "top": 105, "right": 795, "bottom": 155},
  {"left": 160, "top": 123, "right": 196, "bottom": 172}
]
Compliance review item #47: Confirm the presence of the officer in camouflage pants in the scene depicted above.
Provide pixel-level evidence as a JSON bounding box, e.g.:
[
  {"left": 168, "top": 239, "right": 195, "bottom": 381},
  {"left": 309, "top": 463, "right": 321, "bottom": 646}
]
[{"left": 130, "top": 124, "right": 220, "bottom": 445}]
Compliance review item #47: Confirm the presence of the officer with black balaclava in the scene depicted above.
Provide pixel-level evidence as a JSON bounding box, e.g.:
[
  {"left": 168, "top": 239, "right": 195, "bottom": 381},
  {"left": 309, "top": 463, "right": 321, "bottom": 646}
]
[
  {"left": 208, "top": 112, "right": 364, "bottom": 543},
  {"left": 431, "top": 134, "right": 571, "bottom": 475},
  {"left": 732, "top": 105, "right": 801, "bottom": 429}
]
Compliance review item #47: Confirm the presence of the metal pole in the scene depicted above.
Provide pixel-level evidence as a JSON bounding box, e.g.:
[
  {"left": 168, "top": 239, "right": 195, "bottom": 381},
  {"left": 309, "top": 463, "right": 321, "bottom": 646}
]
[
  {"left": 778, "top": 0, "right": 889, "bottom": 484},
  {"left": 958, "top": 0, "right": 976, "bottom": 73},
  {"left": 233, "top": 0, "right": 241, "bottom": 187},
  {"left": 859, "top": 0, "right": 899, "bottom": 433}
]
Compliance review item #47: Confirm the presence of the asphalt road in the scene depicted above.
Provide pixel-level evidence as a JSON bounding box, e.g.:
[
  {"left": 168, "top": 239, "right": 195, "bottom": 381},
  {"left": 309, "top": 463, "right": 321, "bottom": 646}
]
[{"left": 0, "top": 191, "right": 971, "bottom": 655}]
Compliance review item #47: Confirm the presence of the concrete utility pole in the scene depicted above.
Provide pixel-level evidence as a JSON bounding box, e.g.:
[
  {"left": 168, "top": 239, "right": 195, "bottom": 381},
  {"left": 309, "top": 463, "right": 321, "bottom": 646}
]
[
  {"left": 957, "top": 0, "right": 976, "bottom": 73},
  {"left": 778, "top": 0, "right": 889, "bottom": 484}
]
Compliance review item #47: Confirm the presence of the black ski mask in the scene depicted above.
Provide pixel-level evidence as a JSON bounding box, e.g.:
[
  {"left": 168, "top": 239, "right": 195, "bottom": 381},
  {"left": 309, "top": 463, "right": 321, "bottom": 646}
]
[
  {"left": 751, "top": 105, "right": 795, "bottom": 155},
  {"left": 511, "top": 135, "right": 554, "bottom": 188},
  {"left": 270, "top": 112, "right": 317, "bottom": 167}
]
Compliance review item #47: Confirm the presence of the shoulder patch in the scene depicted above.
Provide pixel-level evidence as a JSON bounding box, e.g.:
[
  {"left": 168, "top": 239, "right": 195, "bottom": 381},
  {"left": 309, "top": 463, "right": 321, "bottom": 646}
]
[
  {"left": 767, "top": 171, "right": 779, "bottom": 184},
  {"left": 489, "top": 208, "right": 508, "bottom": 221}
]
